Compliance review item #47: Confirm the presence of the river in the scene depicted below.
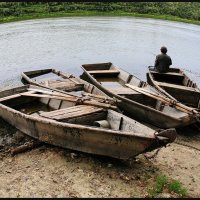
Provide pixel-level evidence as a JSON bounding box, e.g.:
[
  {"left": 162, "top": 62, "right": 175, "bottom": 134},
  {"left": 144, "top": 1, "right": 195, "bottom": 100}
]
[{"left": 0, "top": 16, "right": 200, "bottom": 89}]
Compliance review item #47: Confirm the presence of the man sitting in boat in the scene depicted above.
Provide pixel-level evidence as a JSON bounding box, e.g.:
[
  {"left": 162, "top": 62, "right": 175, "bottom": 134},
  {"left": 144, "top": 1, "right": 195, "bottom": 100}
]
[{"left": 154, "top": 46, "right": 172, "bottom": 73}]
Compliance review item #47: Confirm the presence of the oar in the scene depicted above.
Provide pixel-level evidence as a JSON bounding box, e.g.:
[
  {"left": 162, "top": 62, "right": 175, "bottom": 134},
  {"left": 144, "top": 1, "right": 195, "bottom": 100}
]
[
  {"left": 81, "top": 92, "right": 114, "bottom": 102},
  {"left": 52, "top": 69, "right": 81, "bottom": 85},
  {"left": 21, "top": 71, "right": 79, "bottom": 98},
  {"left": 22, "top": 70, "right": 118, "bottom": 105},
  {"left": 22, "top": 70, "right": 84, "bottom": 97},
  {"left": 147, "top": 67, "right": 178, "bottom": 101},
  {"left": 21, "top": 92, "right": 118, "bottom": 111},
  {"left": 27, "top": 88, "right": 76, "bottom": 98},
  {"left": 125, "top": 84, "right": 200, "bottom": 117}
]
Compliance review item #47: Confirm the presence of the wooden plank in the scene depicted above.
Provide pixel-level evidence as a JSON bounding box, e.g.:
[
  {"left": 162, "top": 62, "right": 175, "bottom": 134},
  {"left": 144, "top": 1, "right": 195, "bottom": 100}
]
[
  {"left": 28, "top": 88, "right": 77, "bottom": 98},
  {"left": 40, "top": 105, "right": 94, "bottom": 118},
  {"left": 151, "top": 71, "right": 184, "bottom": 77},
  {"left": 81, "top": 92, "right": 113, "bottom": 101},
  {"left": 109, "top": 87, "right": 139, "bottom": 95},
  {"left": 82, "top": 63, "right": 112, "bottom": 71},
  {"left": 0, "top": 91, "right": 35, "bottom": 102},
  {"left": 47, "top": 78, "right": 82, "bottom": 85},
  {"left": 52, "top": 69, "right": 81, "bottom": 85},
  {"left": 88, "top": 70, "right": 120, "bottom": 75},
  {"left": 147, "top": 71, "right": 177, "bottom": 101},
  {"left": 157, "top": 81, "right": 199, "bottom": 92},
  {"left": 22, "top": 69, "right": 52, "bottom": 78},
  {"left": 55, "top": 108, "right": 103, "bottom": 120},
  {"left": 21, "top": 93, "right": 78, "bottom": 101},
  {"left": 40, "top": 105, "right": 103, "bottom": 120}
]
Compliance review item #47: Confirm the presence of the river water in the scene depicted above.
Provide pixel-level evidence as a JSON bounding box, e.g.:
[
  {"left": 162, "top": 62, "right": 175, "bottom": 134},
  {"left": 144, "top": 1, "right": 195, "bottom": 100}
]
[{"left": 0, "top": 16, "right": 200, "bottom": 89}]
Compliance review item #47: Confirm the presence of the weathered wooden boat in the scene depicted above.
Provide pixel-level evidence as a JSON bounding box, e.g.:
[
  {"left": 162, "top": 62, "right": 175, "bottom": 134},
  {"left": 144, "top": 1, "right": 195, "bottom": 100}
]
[
  {"left": 0, "top": 84, "right": 176, "bottom": 160},
  {"left": 21, "top": 68, "right": 116, "bottom": 106},
  {"left": 81, "top": 62, "right": 200, "bottom": 128},
  {"left": 147, "top": 66, "right": 200, "bottom": 109}
]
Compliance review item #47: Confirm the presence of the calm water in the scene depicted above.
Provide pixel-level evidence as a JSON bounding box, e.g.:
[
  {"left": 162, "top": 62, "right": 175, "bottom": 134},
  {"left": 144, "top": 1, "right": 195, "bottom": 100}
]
[{"left": 0, "top": 16, "right": 200, "bottom": 90}]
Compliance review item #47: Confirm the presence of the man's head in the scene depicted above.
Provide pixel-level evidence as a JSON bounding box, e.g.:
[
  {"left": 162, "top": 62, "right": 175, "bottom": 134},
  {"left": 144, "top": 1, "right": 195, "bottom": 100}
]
[{"left": 160, "top": 46, "right": 167, "bottom": 54}]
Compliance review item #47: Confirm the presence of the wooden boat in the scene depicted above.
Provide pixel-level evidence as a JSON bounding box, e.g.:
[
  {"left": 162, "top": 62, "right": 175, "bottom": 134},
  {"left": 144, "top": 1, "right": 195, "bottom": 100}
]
[
  {"left": 0, "top": 84, "right": 176, "bottom": 160},
  {"left": 147, "top": 66, "right": 200, "bottom": 109},
  {"left": 21, "top": 68, "right": 116, "bottom": 106},
  {"left": 81, "top": 62, "right": 200, "bottom": 129}
]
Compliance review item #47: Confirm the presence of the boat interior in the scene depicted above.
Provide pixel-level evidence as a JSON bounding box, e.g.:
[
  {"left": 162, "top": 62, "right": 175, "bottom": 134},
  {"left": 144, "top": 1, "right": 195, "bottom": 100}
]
[
  {"left": 0, "top": 86, "right": 153, "bottom": 133},
  {"left": 82, "top": 63, "right": 188, "bottom": 117},
  {"left": 149, "top": 68, "right": 197, "bottom": 88},
  {"left": 23, "top": 69, "right": 110, "bottom": 99}
]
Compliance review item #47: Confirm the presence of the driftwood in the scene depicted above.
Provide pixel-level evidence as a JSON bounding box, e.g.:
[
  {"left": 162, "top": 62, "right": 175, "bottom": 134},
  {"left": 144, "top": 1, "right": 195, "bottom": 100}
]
[{"left": 10, "top": 140, "right": 42, "bottom": 156}]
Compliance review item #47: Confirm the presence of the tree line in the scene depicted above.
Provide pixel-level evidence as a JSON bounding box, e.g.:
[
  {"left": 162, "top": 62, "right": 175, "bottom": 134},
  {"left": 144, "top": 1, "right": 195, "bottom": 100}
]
[{"left": 0, "top": 2, "right": 199, "bottom": 21}]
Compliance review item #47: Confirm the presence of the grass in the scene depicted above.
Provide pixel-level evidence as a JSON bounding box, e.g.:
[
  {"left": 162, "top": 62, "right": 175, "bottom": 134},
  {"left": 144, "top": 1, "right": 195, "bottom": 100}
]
[
  {"left": 0, "top": 11, "right": 199, "bottom": 26},
  {"left": 148, "top": 175, "right": 168, "bottom": 197},
  {"left": 148, "top": 175, "right": 188, "bottom": 198},
  {"left": 168, "top": 180, "right": 187, "bottom": 196}
]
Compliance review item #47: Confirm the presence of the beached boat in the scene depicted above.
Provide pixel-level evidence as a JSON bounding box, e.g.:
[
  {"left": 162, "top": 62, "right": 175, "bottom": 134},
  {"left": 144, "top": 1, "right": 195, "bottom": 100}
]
[
  {"left": 81, "top": 62, "right": 200, "bottom": 128},
  {"left": 147, "top": 66, "right": 200, "bottom": 109},
  {"left": 0, "top": 84, "right": 176, "bottom": 159},
  {"left": 21, "top": 68, "right": 116, "bottom": 106}
]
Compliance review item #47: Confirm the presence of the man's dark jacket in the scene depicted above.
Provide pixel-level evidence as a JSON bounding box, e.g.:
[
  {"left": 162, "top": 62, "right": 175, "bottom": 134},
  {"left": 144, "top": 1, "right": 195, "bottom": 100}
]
[{"left": 154, "top": 53, "right": 172, "bottom": 73}]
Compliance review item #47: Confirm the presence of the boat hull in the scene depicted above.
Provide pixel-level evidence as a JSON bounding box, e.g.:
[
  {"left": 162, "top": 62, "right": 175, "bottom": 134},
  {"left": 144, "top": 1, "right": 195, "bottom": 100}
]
[{"left": 0, "top": 103, "right": 173, "bottom": 160}]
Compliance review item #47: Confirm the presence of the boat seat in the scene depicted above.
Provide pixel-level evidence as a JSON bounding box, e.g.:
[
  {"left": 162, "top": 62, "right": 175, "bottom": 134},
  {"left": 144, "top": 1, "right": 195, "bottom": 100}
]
[
  {"left": 151, "top": 71, "right": 184, "bottom": 77},
  {"left": 39, "top": 105, "right": 104, "bottom": 121},
  {"left": 156, "top": 81, "right": 199, "bottom": 92},
  {"left": 46, "top": 80, "right": 84, "bottom": 91},
  {"left": 109, "top": 87, "right": 139, "bottom": 95},
  {"left": 88, "top": 70, "right": 120, "bottom": 76}
]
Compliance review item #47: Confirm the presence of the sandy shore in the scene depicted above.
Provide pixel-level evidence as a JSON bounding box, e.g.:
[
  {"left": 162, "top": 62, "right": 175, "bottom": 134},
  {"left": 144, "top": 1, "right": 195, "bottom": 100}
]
[{"left": 0, "top": 119, "right": 200, "bottom": 198}]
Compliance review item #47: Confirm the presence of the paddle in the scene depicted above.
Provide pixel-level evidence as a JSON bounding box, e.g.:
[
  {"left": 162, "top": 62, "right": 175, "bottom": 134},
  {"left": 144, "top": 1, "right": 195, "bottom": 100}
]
[
  {"left": 21, "top": 92, "right": 118, "bottom": 111},
  {"left": 147, "top": 67, "right": 178, "bottom": 101},
  {"left": 125, "top": 83, "right": 200, "bottom": 117}
]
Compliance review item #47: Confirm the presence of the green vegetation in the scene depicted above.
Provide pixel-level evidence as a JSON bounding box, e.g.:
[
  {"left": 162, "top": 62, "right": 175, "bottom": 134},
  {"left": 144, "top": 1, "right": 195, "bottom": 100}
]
[
  {"left": 0, "top": 2, "right": 199, "bottom": 25},
  {"left": 148, "top": 175, "right": 188, "bottom": 197},
  {"left": 148, "top": 175, "right": 168, "bottom": 197},
  {"left": 168, "top": 180, "right": 187, "bottom": 196}
]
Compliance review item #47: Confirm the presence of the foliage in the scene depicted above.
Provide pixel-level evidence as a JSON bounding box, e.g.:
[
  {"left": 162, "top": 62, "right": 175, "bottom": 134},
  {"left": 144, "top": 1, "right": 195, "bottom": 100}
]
[
  {"left": 148, "top": 175, "right": 168, "bottom": 197},
  {"left": 168, "top": 180, "right": 187, "bottom": 196},
  {"left": 0, "top": 2, "right": 199, "bottom": 22},
  {"left": 148, "top": 175, "right": 188, "bottom": 198}
]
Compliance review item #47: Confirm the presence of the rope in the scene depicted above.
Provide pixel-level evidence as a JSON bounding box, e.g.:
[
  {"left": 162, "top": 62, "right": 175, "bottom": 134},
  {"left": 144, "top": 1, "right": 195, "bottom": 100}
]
[
  {"left": 144, "top": 147, "right": 162, "bottom": 160},
  {"left": 143, "top": 130, "right": 166, "bottom": 160},
  {"left": 175, "top": 141, "right": 200, "bottom": 152},
  {"left": 169, "top": 99, "right": 178, "bottom": 107}
]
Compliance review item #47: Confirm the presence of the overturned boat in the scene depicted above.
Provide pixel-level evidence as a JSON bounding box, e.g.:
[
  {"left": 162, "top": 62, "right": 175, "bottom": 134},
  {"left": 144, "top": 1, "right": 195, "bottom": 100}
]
[
  {"left": 0, "top": 85, "right": 176, "bottom": 160},
  {"left": 147, "top": 66, "right": 200, "bottom": 109},
  {"left": 81, "top": 62, "right": 200, "bottom": 128}
]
